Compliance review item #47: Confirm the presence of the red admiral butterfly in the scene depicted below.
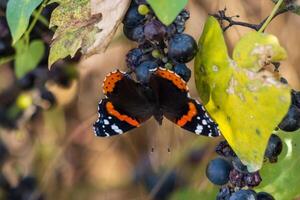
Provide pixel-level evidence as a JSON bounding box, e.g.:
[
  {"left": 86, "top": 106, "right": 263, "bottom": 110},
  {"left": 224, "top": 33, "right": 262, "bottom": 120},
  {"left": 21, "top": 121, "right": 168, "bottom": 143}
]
[{"left": 93, "top": 68, "right": 221, "bottom": 137}]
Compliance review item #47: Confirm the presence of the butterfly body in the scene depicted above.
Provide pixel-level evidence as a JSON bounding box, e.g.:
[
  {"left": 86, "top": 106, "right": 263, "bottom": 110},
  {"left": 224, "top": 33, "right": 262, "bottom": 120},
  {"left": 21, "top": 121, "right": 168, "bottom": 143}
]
[{"left": 94, "top": 68, "right": 221, "bottom": 137}]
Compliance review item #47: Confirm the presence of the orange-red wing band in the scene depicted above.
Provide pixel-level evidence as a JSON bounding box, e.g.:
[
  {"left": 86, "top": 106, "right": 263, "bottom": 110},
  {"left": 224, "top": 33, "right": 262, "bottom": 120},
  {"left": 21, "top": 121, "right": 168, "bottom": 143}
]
[
  {"left": 155, "top": 68, "right": 188, "bottom": 91},
  {"left": 106, "top": 102, "right": 140, "bottom": 127},
  {"left": 177, "top": 102, "right": 197, "bottom": 127},
  {"left": 103, "top": 71, "right": 123, "bottom": 95}
]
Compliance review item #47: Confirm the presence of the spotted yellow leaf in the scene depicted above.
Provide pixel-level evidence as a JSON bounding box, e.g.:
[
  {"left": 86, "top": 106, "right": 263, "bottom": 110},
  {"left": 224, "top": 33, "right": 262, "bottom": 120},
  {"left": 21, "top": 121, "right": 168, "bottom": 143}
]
[{"left": 194, "top": 17, "right": 291, "bottom": 172}]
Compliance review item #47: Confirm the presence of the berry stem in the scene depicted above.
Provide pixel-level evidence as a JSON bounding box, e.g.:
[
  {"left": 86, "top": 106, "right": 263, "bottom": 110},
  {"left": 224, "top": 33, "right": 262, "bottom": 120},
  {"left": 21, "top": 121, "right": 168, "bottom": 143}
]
[{"left": 258, "top": 0, "right": 284, "bottom": 33}]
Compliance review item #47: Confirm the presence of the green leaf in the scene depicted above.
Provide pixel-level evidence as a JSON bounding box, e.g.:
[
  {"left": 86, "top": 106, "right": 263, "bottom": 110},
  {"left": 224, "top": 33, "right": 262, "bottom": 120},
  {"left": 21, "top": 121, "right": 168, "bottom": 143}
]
[
  {"left": 233, "top": 32, "right": 287, "bottom": 72},
  {"left": 257, "top": 130, "right": 300, "bottom": 199},
  {"left": 194, "top": 17, "right": 291, "bottom": 172},
  {"left": 147, "top": 0, "right": 188, "bottom": 25},
  {"left": 15, "top": 39, "right": 45, "bottom": 78},
  {"left": 6, "top": 0, "right": 43, "bottom": 44}
]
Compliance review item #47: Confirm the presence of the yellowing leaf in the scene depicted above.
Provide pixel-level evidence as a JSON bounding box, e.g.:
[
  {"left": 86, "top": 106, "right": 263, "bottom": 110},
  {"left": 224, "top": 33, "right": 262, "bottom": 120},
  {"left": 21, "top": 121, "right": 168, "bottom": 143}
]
[
  {"left": 233, "top": 32, "right": 287, "bottom": 71},
  {"left": 49, "top": 0, "right": 130, "bottom": 68},
  {"left": 194, "top": 17, "right": 291, "bottom": 172}
]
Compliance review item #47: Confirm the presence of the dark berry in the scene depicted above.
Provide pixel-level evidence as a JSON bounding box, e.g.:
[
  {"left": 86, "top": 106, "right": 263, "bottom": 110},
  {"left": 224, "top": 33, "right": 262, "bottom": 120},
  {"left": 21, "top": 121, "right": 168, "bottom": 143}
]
[
  {"left": 229, "top": 190, "right": 257, "bottom": 200},
  {"left": 143, "top": 171, "right": 179, "bottom": 200},
  {"left": 168, "top": 33, "right": 197, "bottom": 63},
  {"left": 229, "top": 169, "right": 245, "bottom": 188},
  {"left": 206, "top": 158, "right": 232, "bottom": 185},
  {"left": 123, "top": 6, "right": 145, "bottom": 28},
  {"left": 17, "top": 73, "right": 36, "bottom": 90},
  {"left": 215, "top": 140, "right": 236, "bottom": 158},
  {"left": 264, "top": 134, "right": 283, "bottom": 163},
  {"left": 135, "top": 60, "right": 157, "bottom": 83},
  {"left": 40, "top": 89, "right": 56, "bottom": 107},
  {"left": 123, "top": 24, "right": 145, "bottom": 42},
  {"left": 217, "top": 186, "right": 233, "bottom": 200},
  {"left": 257, "top": 192, "right": 275, "bottom": 200},
  {"left": 280, "top": 77, "right": 288, "bottom": 84},
  {"left": 126, "top": 48, "right": 144, "bottom": 69},
  {"left": 144, "top": 19, "right": 167, "bottom": 41},
  {"left": 232, "top": 156, "right": 249, "bottom": 173},
  {"left": 173, "top": 64, "right": 191, "bottom": 82},
  {"left": 166, "top": 24, "right": 176, "bottom": 37},
  {"left": 292, "top": 90, "right": 300, "bottom": 108},
  {"left": 173, "top": 9, "right": 190, "bottom": 33},
  {"left": 244, "top": 171, "right": 262, "bottom": 187},
  {"left": 278, "top": 104, "right": 300, "bottom": 132}
]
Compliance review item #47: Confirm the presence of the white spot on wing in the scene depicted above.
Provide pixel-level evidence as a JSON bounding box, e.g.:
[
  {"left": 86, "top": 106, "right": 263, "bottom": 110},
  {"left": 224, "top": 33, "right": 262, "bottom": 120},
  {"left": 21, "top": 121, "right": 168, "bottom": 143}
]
[
  {"left": 104, "top": 119, "right": 109, "bottom": 125},
  {"left": 195, "top": 124, "right": 203, "bottom": 134},
  {"left": 111, "top": 124, "right": 123, "bottom": 134}
]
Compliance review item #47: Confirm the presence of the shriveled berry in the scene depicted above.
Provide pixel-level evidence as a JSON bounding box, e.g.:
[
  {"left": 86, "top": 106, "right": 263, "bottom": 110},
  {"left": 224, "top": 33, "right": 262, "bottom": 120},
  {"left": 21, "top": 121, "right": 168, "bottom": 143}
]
[
  {"left": 123, "top": 6, "right": 144, "bottom": 28},
  {"left": 144, "top": 19, "right": 167, "bottom": 41},
  {"left": 123, "top": 24, "right": 145, "bottom": 42},
  {"left": 257, "top": 192, "right": 275, "bottom": 200},
  {"left": 173, "top": 64, "right": 191, "bottom": 82},
  {"left": 229, "top": 190, "right": 257, "bottom": 200},
  {"left": 206, "top": 158, "right": 232, "bottom": 185},
  {"left": 168, "top": 33, "right": 197, "bottom": 63},
  {"left": 215, "top": 140, "right": 236, "bottom": 158},
  {"left": 265, "top": 134, "right": 282, "bottom": 163},
  {"left": 126, "top": 48, "right": 144, "bottom": 69},
  {"left": 135, "top": 60, "right": 157, "bottom": 83},
  {"left": 229, "top": 169, "right": 245, "bottom": 188},
  {"left": 278, "top": 104, "right": 300, "bottom": 132},
  {"left": 244, "top": 171, "right": 262, "bottom": 187}
]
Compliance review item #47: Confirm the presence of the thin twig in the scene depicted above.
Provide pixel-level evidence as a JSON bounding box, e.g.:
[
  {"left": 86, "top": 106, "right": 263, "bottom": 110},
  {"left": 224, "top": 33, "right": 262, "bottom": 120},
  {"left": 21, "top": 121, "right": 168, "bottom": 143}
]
[{"left": 212, "top": 6, "right": 292, "bottom": 32}]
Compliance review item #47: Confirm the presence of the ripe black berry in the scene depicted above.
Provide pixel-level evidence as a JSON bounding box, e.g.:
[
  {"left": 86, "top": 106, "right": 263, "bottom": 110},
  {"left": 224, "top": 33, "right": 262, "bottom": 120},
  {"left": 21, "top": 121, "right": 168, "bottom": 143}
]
[
  {"left": 292, "top": 90, "right": 300, "bottom": 108},
  {"left": 144, "top": 19, "right": 167, "bottom": 41},
  {"left": 229, "top": 169, "right": 245, "bottom": 188},
  {"left": 217, "top": 186, "right": 233, "bottom": 200},
  {"left": 135, "top": 60, "right": 157, "bottom": 83},
  {"left": 168, "top": 33, "right": 197, "bottom": 63},
  {"left": 229, "top": 190, "right": 257, "bottom": 200},
  {"left": 123, "top": 24, "right": 145, "bottom": 42},
  {"left": 257, "top": 192, "right": 275, "bottom": 200},
  {"left": 123, "top": 6, "right": 145, "bottom": 28},
  {"left": 173, "top": 64, "right": 191, "bottom": 82},
  {"left": 206, "top": 158, "right": 232, "bottom": 185},
  {"left": 264, "top": 134, "right": 283, "bottom": 163},
  {"left": 278, "top": 104, "right": 300, "bottom": 132}
]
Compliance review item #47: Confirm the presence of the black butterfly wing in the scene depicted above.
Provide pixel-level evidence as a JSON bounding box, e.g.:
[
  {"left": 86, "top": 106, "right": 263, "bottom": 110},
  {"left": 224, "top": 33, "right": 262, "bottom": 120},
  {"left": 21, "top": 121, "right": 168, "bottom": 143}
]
[
  {"left": 93, "top": 70, "right": 154, "bottom": 137},
  {"left": 149, "top": 68, "right": 221, "bottom": 137}
]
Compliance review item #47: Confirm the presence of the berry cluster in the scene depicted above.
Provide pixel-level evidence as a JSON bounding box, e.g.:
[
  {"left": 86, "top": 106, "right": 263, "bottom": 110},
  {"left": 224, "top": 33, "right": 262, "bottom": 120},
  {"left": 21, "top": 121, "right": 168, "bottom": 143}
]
[
  {"left": 123, "top": 0, "right": 197, "bottom": 83},
  {"left": 0, "top": 8, "right": 78, "bottom": 130},
  {"left": 206, "top": 135, "right": 282, "bottom": 200},
  {"left": 278, "top": 89, "right": 300, "bottom": 132}
]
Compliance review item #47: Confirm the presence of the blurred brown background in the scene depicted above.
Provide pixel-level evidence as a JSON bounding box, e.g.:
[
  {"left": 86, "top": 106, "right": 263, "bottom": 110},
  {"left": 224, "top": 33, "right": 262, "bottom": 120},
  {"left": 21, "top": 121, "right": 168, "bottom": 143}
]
[{"left": 1, "top": 0, "right": 300, "bottom": 199}]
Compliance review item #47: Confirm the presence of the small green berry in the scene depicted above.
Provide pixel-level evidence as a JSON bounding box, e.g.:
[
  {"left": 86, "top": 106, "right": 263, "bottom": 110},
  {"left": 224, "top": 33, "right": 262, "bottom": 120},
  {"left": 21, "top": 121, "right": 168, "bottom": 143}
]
[
  {"left": 16, "top": 93, "right": 32, "bottom": 110},
  {"left": 164, "top": 63, "right": 173, "bottom": 70},
  {"left": 151, "top": 50, "right": 161, "bottom": 58},
  {"left": 138, "top": 4, "right": 150, "bottom": 15}
]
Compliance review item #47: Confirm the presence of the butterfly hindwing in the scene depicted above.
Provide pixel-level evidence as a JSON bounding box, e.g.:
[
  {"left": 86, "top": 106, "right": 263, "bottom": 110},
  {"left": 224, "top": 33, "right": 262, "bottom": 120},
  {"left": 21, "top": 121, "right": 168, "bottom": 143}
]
[
  {"left": 93, "top": 99, "right": 138, "bottom": 137},
  {"left": 150, "top": 68, "right": 221, "bottom": 137},
  {"left": 94, "top": 70, "right": 154, "bottom": 137}
]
